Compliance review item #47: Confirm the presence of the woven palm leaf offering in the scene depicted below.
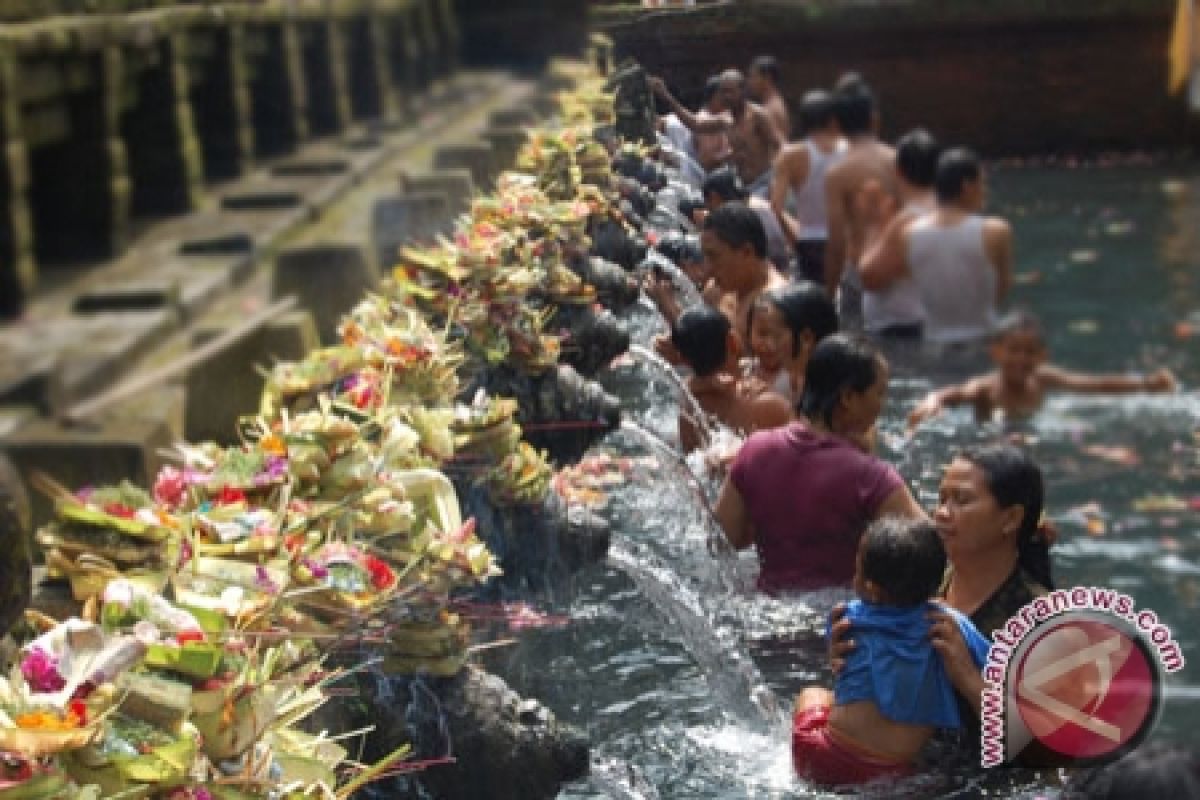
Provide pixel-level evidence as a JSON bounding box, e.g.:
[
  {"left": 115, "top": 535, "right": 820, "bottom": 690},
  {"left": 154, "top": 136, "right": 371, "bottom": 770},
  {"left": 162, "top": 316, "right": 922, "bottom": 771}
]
[
  {"left": 451, "top": 391, "right": 522, "bottom": 461},
  {"left": 0, "top": 755, "right": 75, "bottom": 799},
  {"left": 479, "top": 441, "right": 554, "bottom": 508},
  {"left": 33, "top": 476, "right": 179, "bottom": 603}
]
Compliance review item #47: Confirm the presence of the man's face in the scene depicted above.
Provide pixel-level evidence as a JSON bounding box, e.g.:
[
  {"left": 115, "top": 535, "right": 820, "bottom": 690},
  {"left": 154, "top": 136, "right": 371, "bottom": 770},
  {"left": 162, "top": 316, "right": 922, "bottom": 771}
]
[
  {"left": 700, "top": 229, "right": 743, "bottom": 291},
  {"left": 746, "top": 70, "right": 768, "bottom": 100},
  {"left": 718, "top": 80, "right": 743, "bottom": 112}
]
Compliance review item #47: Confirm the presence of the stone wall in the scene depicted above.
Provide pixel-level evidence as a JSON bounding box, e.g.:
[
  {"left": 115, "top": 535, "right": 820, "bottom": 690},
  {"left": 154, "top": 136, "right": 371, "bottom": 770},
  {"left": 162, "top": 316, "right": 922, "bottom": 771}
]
[{"left": 598, "top": 0, "right": 1196, "bottom": 156}]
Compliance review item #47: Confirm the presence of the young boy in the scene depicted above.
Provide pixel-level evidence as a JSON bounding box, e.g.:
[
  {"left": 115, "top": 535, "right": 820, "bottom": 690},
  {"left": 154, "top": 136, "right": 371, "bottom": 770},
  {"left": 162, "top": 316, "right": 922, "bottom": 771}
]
[
  {"left": 907, "top": 311, "right": 1178, "bottom": 429},
  {"left": 792, "top": 517, "right": 991, "bottom": 786},
  {"left": 671, "top": 306, "right": 793, "bottom": 453}
]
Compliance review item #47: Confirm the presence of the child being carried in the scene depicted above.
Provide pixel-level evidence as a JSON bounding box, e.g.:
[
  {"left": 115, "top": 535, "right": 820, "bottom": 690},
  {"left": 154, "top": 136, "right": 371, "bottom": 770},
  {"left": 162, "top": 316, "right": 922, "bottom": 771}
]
[{"left": 792, "top": 516, "right": 991, "bottom": 786}]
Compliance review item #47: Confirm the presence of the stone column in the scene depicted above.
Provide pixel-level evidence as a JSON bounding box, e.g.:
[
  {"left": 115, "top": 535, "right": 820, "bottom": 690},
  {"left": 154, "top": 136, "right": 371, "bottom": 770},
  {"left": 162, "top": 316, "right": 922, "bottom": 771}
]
[
  {"left": 101, "top": 44, "right": 132, "bottom": 257},
  {"left": 0, "top": 45, "right": 34, "bottom": 319}
]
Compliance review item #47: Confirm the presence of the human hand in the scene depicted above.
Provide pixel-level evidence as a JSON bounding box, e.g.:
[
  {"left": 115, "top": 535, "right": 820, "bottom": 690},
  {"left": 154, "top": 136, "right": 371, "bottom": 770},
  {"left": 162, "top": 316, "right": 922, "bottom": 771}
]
[
  {"left": 1144, "top": 368, "right": 1178, "bottom": 393},
  {"left": 906, "top": 394, "right": 943, "bottom": 431},
  {"left": 653, "top": 333, "right": 683, "bottom": 365},
  {"left": 928, "top": 608, "right": 978, "bottom": 690},
  {"left": 827, "top": 603, "right": 854, "bottom": 677},
  {"left": 642, "top": 270, "right": 676, "bottom": 309},
  {"left": 647, "top": 76, "right": 668, "bottom": 98}
]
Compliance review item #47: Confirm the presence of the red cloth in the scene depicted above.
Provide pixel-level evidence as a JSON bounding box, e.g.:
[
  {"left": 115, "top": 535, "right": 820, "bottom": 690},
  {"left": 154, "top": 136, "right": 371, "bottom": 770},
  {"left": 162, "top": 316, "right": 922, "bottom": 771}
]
[
  {"left": 731, "top": 423, "right": 903, "bottom": 593},
  {"left": 792, "top": 705, "right": 914, "bottom": 787}
]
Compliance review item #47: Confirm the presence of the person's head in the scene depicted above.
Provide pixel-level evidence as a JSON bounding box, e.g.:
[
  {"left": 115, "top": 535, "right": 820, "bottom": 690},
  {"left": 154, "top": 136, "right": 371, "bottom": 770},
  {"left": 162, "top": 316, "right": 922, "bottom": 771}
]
[
  {"left": 717, "top": 69, "right": 746, "bottom": 114},
  {"left": 701, "top": 202, "right": 767, "bottom": 290},
  {"left": 895, "top": 128, "right": 940, "bottom": 189},
  {"left": 936, "top": 442, "right": 1053, "bottom": 590},
  {"left": 671, "top": 305, "right": 736, "bottom": 378},
  {"left": 701, "top": 166, "right": 747, "bottom": 211},
  {"left": 1064, "top": 742, "right": 1200, "bottom": 799},
  {"left": 854, "top": 517, "right": 946, "bottom": 607},
  {"left": 747, "top": 282, "right": 838, "bottom": 373},
  {"left": 990, "top": 310, "right": 1047, "bottom": 387},
  {"left": 656, "top": 233, "right": 706, "bottom": 288},
  {"left": 833, "top": 79, "right": 877, "bottom": 137},
  {"left": 797, "top": 90, "right": 836, "bottom": 137},
  {"left": 935, "top": 147, "right": 986, "bottom": 209},
  {"left": 701, "top": 74, "right": 723, "bottom": 111},
  {"left": 799, "top": 334, "right": 888, "bottom": 435},
  {"left": 747, "top": 55, "right": 780, "bottom": 100}
]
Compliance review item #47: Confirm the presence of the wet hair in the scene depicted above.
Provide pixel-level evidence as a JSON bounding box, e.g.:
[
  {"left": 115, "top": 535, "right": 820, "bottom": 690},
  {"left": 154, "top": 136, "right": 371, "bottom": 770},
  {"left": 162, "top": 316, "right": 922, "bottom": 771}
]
[
  {"left": 1063, "top": 742, "right": 1200, "bottom": 799},
  {"left": 798, "top": 90, "right": 835, "bottom": 135},
  {"left": 748, "top": 282, "right": 839, "bottom": 357},
  {"left": 702, "top": 75, "right": 722, "bottom": 105},
  {"left": 935, "top": 147, "right": 983, "bottom": 203},
  {"left": 860, "top": 517, "right": 946, "bottom": 607},
  {"left": 896, "top": 128, "right": 940, "bottom": 189},
  {"left": 703, "top": 202, "right": 767, "bottom": 259},
  {"left": 749, "top": 55, "right": 780, "bottom": 85},
  {"left": 833, "top": 71, "right": 867, "bottom": 94},
  {"left": 671, "top": 306, "right": 731, "bottom": 378},
  {"left": 833, "top": 80, "right": 876, "bottom": 136},
  {"left": 958, "top": 442, "right": 1054, "bottom": 591},
  {"left": 993, "top": 309, "right": 1045, "bottom": 345},
  {"left": 799, "top": 333, "right": 882, "bottom": 427},
  {"left": 656, "top": 232, "right": 702, "bottom": 267},
  {"left": 702, "top": 166, "right": 747, "bottom": 204}
]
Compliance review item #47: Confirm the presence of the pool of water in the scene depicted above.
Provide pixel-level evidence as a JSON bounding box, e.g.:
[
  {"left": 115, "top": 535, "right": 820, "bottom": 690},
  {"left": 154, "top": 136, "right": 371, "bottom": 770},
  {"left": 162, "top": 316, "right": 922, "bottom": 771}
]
[{"left": 482, "top": 162, "right": 1200, "bottom": 798}]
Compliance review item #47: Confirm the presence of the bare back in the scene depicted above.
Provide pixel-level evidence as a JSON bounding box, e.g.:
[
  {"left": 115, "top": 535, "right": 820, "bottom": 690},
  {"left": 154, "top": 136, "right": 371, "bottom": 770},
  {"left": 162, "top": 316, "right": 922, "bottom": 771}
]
[
  {"left": 824, "top": 139, "right": 897, "bottom": 291},
  {"left": 828, "top": 701, "right": 933, "bottom": 763},
  {"left": 728, "top": 103, "right": 781, "bottom": 186}
]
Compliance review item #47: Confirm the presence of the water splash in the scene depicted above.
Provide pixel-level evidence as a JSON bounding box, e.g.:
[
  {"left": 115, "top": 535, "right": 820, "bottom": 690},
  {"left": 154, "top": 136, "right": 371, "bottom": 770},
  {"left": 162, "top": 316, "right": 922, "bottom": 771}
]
[
  {"left": 607, "top": 540, "right": 785, "bottom": 731},
  {"left": 628, "top": 344, "right": 716, "bottom": 445}
]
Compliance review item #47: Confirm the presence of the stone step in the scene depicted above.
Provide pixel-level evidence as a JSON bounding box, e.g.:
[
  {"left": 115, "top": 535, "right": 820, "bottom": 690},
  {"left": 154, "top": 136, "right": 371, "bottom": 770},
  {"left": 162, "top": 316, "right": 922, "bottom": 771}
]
[
  {"left": 370, "top": 191, "right": 452, "bottom": 269},
  {"left": 433, "top": 140, "right": 496, "bottom": 191},
  {"left": 271, "top": 243, "right": 379, "bottom": 345},
  {"left": 401, "top": 168, "right": 475, "bottom": 218}
]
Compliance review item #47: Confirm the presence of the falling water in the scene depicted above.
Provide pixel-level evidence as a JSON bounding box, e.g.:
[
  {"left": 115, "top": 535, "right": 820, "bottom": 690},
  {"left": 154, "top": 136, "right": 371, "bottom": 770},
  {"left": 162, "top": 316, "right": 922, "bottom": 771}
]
[
  {"left": 641, "top": 249, "right": 703, "bottom": 309},
  {"left": 628, "top": 344, "right": 716, "bottom": 445}
]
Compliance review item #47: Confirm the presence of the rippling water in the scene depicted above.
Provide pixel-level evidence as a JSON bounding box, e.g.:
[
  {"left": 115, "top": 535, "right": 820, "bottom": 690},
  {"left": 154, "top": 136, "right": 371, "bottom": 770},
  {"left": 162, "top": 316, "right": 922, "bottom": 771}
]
[{"left": 483, "top": 163, "right": 1200, "bottom": 798}]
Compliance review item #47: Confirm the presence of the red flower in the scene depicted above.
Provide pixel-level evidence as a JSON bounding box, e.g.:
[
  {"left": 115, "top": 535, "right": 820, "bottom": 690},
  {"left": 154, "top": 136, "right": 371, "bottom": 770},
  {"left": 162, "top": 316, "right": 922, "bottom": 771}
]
[
  {"left": 176, "top": 630, "right": 205, "bottom": 645},
  {"left": 216, "top": 487, "right": 246, "bottom": 505},
  {"left": 364, "top": 556, "right": 395, "bottom": 591},
  {"left": 67, "top": 699, "right": 87, "bottom": 726},
  {"left": 103, "top": 503, "right": 136, "bottom": 519}
]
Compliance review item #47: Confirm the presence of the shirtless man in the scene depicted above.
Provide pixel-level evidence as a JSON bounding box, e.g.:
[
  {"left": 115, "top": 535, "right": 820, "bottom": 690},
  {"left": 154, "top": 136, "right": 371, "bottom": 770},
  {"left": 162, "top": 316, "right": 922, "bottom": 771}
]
[
  {"left": 823, "top": 77, "right": 897, "bottom": 325},
  {"left": 671, "top": 305, "right": 793, "bottom": 453},
  {"left": 747, "top": 55, "right": 791, "bottom": 140},
  {"left": 650, "top": 71, "right": 784, "bottom": 197},
  {"left": 694, "top": 75, "right": 734, "bottom": 172},
  {"left": 770, "top": 89, "right": 846, "bottom": 283}
]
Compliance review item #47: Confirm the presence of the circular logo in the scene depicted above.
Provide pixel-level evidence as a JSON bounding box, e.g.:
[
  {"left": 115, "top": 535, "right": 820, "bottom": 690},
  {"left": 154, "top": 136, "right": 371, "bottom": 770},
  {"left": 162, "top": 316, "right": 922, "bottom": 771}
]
[{"left": 1012, "top": 614, "right": 1162, "bottom": 764}]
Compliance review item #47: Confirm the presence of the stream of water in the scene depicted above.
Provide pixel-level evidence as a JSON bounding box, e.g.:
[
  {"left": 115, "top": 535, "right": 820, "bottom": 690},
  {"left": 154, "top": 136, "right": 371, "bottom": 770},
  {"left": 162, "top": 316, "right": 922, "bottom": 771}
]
[{"left": 484, "top": 162, "right": 1200, "bottom": 798}]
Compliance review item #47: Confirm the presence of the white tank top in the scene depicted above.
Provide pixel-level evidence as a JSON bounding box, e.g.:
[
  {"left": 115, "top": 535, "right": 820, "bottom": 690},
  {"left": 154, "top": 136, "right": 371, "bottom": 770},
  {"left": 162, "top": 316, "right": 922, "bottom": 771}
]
[
  {"left": 793, "top": 139, "right": 846, "bottom": 241},
  {"left": 907, "top": 215, "right": 998, "bottom": 344},
  {"left": 863, "top": 199, "right": 932, "bottom": 333}
]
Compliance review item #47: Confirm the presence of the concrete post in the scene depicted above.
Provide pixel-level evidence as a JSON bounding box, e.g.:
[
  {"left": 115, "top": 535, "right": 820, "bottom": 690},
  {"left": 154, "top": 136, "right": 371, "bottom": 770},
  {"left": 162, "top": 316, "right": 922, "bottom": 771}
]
[{"left": 0, "top": 46, "right": 34, "bottom": 319}]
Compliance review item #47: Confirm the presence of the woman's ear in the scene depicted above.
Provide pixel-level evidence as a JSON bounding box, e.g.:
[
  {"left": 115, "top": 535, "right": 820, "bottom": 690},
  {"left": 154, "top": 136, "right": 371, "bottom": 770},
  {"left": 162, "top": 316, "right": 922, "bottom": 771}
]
[
  {"left": 1001, "top": 505, "right": 1025, "bottom": 538},
  {"left": 797, "top": 330, "right": 816, "bottom": 360}
]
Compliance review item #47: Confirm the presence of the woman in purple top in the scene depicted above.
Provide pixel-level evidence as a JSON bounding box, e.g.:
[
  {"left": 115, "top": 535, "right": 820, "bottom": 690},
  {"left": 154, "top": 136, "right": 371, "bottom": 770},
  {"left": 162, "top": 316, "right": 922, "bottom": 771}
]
[{"left": 716, "top": 334, "right": 925, "bottom": 594}]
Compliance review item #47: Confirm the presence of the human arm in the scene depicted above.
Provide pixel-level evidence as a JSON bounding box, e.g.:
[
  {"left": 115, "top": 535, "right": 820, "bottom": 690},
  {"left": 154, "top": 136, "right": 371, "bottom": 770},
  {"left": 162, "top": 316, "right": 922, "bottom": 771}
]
[
  {"left": 714, "top": 474, "right": 755, "bottom": 551},
  {"left": 983, "top": 217, "right": 1013, "bottom": 305},
  {"left": 1038, "top": 365, "right": 1179, "bottom": 395},
  {"left": 827, "top": 603, "right": 854, "bottom": 676},
  {"left": 647, "top": 77, "right": 728, "bottom": 134},
  {"left": 864, "top": 206, "right": 907, "bottom": 291},
  {"left": 906, "top": 379, "right": 987, "bottom": 430},
  {"left": 678, "top": 410, "right": 703, "bottom": 454},
  {"left": 769, "top": 146, "right": 805, "bottom": 243},
  {"left": 872, "top": 482, "right": 929, "bottom": 522},
  {"left": 929, "top": 608, "right": 986, "bottom": 718},
  {"left": 823, "top": 168, "right": 849, "bottom": 294},
  {"left": 755, "top": 105, "right": 785, "bottom": 160}
]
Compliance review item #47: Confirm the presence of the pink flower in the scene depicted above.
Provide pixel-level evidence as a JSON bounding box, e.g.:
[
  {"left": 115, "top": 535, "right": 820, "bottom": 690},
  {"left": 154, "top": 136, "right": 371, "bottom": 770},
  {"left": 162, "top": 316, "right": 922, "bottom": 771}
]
[
  {"left": 154, "top": 466, "right": 188, "bottom": 509},
  {"left": 21, "top": 648, "right": 65, "bottom": 693},
  {"left": 302, "top": 557, "right": 329, "bottom": 580},
  {"left": 254, "top": 566, "right": 280, "bottom": 594}
]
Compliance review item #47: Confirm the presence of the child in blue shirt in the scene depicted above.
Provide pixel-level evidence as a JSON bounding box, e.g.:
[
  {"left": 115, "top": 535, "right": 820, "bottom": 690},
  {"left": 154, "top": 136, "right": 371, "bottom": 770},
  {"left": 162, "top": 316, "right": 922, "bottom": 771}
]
[{"left": 793, "top": 516, "right": 992, "bottom": 786}]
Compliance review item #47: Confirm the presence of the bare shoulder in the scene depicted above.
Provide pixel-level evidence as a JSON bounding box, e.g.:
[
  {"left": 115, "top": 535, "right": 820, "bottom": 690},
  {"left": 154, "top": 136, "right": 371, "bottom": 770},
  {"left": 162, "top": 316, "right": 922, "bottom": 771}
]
[
  {"left": 777, "top": 141, "right": 810, "bottom": 167},
  {"left": 983, "top": 216, "right": 1012, "bottom": 237},
  {"left": 963, "top": 373, "right": 998, "bottom": 400}
]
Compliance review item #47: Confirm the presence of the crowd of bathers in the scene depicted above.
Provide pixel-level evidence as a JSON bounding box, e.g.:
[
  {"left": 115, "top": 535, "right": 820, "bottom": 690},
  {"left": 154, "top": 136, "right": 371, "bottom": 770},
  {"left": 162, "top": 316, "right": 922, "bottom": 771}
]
[{"left": 633, "top": 58, "right": 1189, "bottom": 794}]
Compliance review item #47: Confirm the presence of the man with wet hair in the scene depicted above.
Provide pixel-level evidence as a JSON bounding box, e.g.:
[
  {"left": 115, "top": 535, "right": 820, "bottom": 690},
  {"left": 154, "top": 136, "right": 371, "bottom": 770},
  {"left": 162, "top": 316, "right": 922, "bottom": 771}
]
[
  {"left": 650, "top": 70, "right": 784, "bottom": 197},
  {"left": 747, "top": 55, "right": 791, "bottom": 139},
  {"left": 700, "top": 202, "right": 789, "bottom": 349},
  {"left": 702, "top": 166, "right": 792, "bottom": 272},
  {"left": 858, "top": 127, "right": 940, "bottom": 337},
  {"left": 823, "top": 76, "right": 897, "bottom": 326},
  {"left": 671, "top": 305, "right": 793, "bottom": 452},
  {"left": 770, "top": 89, "right": 847, "bottom": 283},
  {"left": 858, "top": 147, "right": 1012, "bottom": 345}
]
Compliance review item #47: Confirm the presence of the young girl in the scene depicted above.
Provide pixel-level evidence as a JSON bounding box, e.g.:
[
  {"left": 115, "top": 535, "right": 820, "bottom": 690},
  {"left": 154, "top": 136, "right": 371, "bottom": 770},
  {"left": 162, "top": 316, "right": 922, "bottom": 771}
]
[{"left": 744, "top": 282, "right": 839, "bottom": 404}]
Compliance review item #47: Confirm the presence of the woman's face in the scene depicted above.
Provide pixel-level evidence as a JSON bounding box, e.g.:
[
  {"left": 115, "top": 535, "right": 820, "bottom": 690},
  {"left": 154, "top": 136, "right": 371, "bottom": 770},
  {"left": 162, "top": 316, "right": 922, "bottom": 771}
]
[
  {"left": 748, "top": 303, "right": 793, "bottom": 372},
  {"left": 935, "top": 458, "right": 1020, "bottom": 561},
  {"left": 838, "top": 356, "right": 888, "bottom": 433}
]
